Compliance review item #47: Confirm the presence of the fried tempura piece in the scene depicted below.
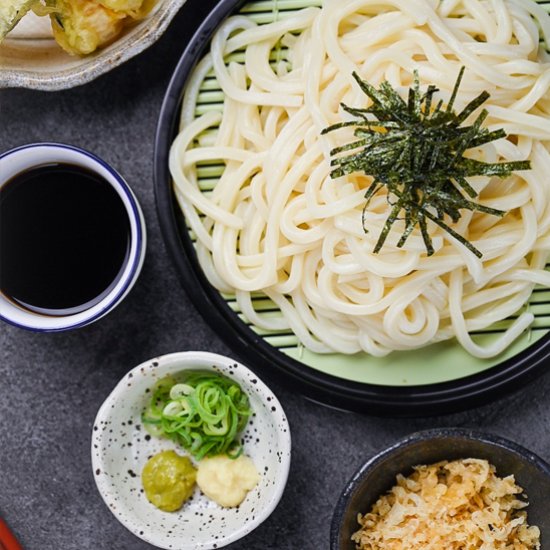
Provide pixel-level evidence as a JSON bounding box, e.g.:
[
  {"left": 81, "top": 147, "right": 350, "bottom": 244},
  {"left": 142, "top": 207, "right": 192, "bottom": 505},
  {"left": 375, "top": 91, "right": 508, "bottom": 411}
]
[
  {"left": 97, "top": 0, "right": 155, "bottom": 19},
  {"left": 0, "top": 0, "right": 37, "bottom": 40},
  {"left": 97, "top": 0, "right": 142, "bottom": 14},
  {"left": 47, "top": 0, "right": 126, "bottom": 55}
]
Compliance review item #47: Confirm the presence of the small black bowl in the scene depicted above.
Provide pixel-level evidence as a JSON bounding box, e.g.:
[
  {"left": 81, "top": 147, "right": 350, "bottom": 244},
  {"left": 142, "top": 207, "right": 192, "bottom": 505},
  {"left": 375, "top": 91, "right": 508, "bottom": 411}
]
[{"left": 331, "top": 428, "right": 550, "bottom": 549}]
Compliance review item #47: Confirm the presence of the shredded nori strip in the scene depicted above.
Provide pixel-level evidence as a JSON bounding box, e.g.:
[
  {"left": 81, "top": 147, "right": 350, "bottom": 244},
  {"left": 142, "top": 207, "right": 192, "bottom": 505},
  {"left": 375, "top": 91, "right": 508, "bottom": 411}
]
[{"left": 322, "top": 67, "right": 531, "bottom": 257}]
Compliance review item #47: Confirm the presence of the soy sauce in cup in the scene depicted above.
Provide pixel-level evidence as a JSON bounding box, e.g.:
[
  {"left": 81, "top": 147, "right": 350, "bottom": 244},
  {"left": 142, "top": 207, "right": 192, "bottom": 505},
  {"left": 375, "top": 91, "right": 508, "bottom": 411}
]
[
  {"left": 0, "top": 143, "right": 146, "bottom": 332},
  {"left": 0, "top": 163, "right": 131, "bottom": 316}
]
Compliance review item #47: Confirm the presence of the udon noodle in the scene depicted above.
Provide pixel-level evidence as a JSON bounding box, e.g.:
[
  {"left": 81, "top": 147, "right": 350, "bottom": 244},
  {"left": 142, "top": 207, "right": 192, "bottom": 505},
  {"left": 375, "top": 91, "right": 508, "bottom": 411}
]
[{"left": 170, "top": 0, "right": 550, "bottom": 358}]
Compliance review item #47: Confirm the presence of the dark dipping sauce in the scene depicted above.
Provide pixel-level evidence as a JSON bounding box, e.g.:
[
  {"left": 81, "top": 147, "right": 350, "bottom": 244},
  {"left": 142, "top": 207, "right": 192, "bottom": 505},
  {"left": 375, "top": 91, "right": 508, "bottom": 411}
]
[{"left": 0, "top": 163, "right": 131, "bottom": 316}]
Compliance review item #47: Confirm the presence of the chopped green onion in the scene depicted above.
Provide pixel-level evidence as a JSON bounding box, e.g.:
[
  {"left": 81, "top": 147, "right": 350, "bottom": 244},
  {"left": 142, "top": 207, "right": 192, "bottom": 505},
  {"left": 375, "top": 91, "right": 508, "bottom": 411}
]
[
  {"left": 169, "top": 384, "right": 194, "bottom": 399},
  {"left": 141, "top": 372, "right": 252, "bottom": 461}
]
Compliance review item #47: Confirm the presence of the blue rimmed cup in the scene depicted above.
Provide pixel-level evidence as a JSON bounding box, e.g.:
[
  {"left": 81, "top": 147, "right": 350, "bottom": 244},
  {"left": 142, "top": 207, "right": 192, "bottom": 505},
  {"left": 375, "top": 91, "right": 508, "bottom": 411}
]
[{"left": 0, "top": 143, "right": 146, "bottom": 331}]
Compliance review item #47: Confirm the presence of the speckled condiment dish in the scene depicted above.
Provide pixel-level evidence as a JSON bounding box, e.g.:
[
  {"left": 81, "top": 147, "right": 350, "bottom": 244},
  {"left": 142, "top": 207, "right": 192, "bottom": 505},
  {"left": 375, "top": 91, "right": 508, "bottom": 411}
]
[
  {"left": 331, "top": 428, "right": 550, "bottom": 550},
  {"left": 91, "top": 351, "right": 291, "bottom": 550}
]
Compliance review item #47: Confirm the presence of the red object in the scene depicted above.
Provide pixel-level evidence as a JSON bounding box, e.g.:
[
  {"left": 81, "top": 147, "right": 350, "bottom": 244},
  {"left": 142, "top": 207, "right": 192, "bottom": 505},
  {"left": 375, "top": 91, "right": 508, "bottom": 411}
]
[{"left": 0, "top": 518, "right": 23, "bottom": 550}]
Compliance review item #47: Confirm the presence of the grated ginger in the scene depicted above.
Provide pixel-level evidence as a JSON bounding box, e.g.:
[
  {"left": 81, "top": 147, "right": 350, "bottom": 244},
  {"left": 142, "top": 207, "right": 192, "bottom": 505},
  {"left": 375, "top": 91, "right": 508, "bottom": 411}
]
[{"left": 352, "top": 459, "right": 541, "bottom": 550}]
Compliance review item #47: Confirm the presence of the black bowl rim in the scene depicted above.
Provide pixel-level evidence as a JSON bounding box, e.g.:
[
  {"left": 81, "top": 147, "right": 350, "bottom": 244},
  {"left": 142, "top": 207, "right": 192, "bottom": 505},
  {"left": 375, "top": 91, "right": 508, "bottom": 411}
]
[
  {"left": 330, "top": 427, "right": 550, "bottom": 549},
  {"left": 153, "top": 0, "right": 550, "bottom": 417}
]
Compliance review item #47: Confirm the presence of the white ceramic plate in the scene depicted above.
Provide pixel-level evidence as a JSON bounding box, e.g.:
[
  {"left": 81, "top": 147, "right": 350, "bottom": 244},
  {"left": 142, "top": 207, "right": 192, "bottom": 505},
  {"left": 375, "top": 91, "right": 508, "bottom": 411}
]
[
  {"left": 0, "top": 0, "right": 187, "bottom": 90},
  {"left": 91, "top": 351, "right": 291, "bottom": 550}
]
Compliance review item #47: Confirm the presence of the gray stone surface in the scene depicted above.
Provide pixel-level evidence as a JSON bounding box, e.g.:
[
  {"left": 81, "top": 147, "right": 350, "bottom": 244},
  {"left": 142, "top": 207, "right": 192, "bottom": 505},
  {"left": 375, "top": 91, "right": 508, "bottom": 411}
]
[{"left": 1, "top": 1, "right": 550, "bottom": 548}]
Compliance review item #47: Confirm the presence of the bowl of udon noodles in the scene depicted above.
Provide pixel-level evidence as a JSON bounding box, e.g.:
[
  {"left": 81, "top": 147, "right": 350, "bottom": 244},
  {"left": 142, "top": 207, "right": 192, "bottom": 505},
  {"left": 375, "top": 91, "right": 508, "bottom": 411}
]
[{"left": 154, "top": 0, "right": 550, "bottom": 415}]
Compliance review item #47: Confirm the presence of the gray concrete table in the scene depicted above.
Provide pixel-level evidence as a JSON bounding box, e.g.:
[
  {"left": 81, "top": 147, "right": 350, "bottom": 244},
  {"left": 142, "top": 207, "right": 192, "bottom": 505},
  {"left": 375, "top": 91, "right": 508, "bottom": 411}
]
[{"left": 1, "top": 1, "right": 550, "bottom": 548}]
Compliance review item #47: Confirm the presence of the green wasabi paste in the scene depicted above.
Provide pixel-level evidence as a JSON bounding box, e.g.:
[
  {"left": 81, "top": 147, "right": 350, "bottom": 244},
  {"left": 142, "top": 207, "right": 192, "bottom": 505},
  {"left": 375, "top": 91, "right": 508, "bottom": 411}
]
[{"left": 141, "top": 450, "right": 196, "bottom": 512}]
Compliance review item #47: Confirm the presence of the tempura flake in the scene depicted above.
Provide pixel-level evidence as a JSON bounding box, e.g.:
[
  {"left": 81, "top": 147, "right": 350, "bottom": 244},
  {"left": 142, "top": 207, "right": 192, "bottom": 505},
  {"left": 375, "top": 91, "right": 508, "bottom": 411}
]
[{"left": 353, "top": 459, "right": 541, "bottom": 550}]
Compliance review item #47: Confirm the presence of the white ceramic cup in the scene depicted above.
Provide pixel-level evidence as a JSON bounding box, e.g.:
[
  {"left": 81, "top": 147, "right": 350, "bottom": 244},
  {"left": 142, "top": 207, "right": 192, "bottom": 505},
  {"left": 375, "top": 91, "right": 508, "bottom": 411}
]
[{"left": 0, "top": 143, "right": 146, "bottom": 331}]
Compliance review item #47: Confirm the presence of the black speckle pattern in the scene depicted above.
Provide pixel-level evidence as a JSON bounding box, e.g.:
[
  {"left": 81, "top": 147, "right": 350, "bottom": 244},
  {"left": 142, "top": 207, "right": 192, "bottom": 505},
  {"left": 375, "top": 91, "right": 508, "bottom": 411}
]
[{"left": 91, "top": 353, "right": 291, "bottom": 549}]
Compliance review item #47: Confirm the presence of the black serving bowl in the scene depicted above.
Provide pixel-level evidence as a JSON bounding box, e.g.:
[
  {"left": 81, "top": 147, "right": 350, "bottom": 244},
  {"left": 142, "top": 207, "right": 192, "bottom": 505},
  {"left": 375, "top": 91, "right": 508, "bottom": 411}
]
[
  {"left": 331, "top": 428, "right": 550, "bottom": 549},
  {"left": 154, "top": 0, "right": 550, "bottom": 417}
]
